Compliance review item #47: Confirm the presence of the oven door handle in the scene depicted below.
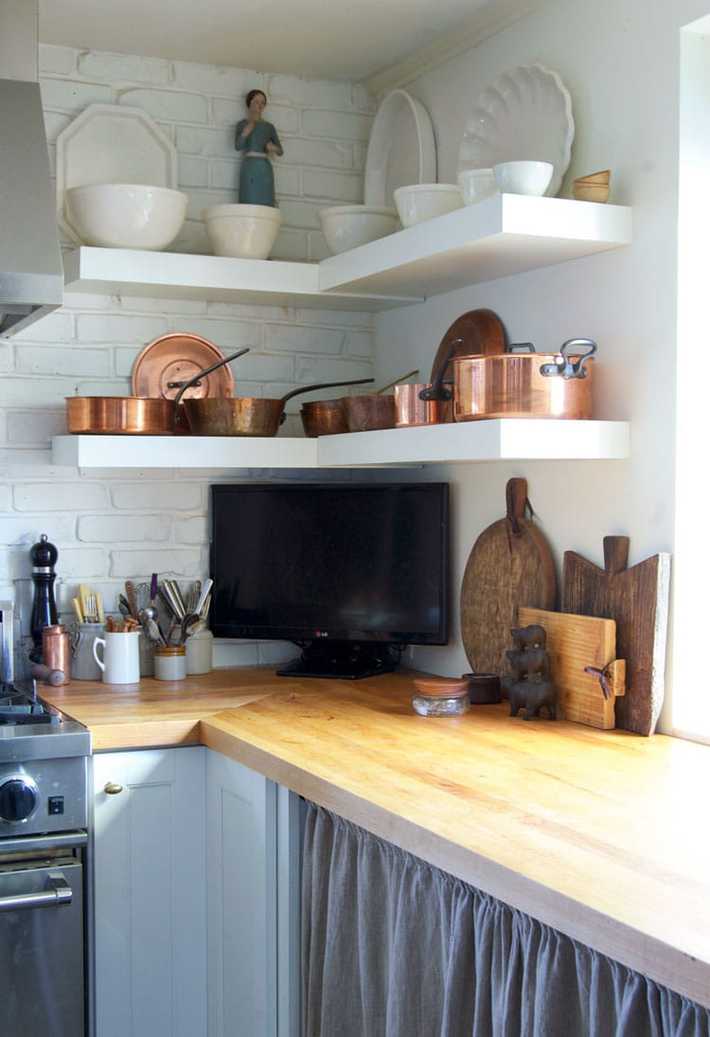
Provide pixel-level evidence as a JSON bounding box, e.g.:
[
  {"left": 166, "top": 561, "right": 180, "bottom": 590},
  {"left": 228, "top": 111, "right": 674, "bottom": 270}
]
[{"left": 0, "top": 871, "right": 72, "bottom": 912}]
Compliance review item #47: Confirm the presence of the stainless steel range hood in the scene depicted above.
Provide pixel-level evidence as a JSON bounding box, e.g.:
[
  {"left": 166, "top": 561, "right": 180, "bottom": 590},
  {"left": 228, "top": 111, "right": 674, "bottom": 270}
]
[{"left": 0, "top": 78, "right": 63, "bottom": 338}]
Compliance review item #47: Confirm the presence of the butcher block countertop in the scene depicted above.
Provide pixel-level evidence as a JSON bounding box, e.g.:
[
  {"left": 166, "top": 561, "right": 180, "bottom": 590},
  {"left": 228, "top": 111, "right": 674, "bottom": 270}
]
[{"left": 44, "top": 667, "right": 710, "bottom": 1009}]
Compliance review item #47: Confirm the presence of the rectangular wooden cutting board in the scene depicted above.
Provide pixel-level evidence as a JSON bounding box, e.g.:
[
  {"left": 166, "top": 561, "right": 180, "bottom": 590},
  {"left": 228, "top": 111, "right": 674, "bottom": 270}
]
[{"left": 518, "top": 606, "right": 625, "bottom": 729}]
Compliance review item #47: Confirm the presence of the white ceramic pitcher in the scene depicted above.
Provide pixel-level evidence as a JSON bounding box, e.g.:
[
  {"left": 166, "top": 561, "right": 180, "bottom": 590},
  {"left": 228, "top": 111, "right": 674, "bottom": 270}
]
[{"left": 93, "top": 631, "right": 141, "bottom": 684}]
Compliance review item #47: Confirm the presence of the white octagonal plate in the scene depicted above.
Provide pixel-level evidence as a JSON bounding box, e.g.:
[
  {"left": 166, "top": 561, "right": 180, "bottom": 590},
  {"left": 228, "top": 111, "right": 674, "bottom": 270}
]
[
  {"left": 56, "top": 103, "right": 178, "bottom": 245},
  {"left": 365, "top": 89, "right": 437, "bottom": 208},
  {"left": 458, "top": 65, "right": 574, "bottom": 197}
]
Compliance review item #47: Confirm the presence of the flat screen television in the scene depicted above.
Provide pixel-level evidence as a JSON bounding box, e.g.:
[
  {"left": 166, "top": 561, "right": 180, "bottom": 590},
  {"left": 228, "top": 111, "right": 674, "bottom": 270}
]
[{"left": 210, "top": 482, "right": 449, "bottom": 678}]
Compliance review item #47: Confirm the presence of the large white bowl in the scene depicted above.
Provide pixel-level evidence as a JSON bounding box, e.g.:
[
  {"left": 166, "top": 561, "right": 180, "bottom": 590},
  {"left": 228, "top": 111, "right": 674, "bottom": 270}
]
[
  {"left": 393, "top": 184, "right": 463, "bottom": 227},
  {"left": 203, "top": 203, "right": 282, "bottom": 259},
  {"left": 65, "top": 183, "right": 187, "bottom": 250},
  {"left": 493, "top": 161, "right": 554, "bottom": 197},
  {"left": 457, "top": 168, "right": 497, "bottom": 206},
  {"left": 319, "top": 205, "right": 398, "bottom": 255}
]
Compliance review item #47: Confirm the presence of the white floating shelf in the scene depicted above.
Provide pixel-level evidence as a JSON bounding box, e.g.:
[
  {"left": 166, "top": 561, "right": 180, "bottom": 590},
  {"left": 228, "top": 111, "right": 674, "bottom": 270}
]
[
  {"left": 319, "top": 194, "right": 633, "bottom": 298},
  {"left": 52, "top": 420, "right": 629, "bottom": 470},
  {"left": 51, "top": 434, "right": 319, "bottom": 469},
  {"left": 63, "top": 247, "right": 421, "bottom": 312}
]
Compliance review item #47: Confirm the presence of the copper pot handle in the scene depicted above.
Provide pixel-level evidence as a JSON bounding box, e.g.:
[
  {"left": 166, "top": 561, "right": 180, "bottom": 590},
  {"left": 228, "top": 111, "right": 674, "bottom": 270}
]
[
  {"left": 172, "top": 348, "right": 250, "bottom": 410},
  {"left": 540, "top": 339, "right": 597, "bottom": 380}
]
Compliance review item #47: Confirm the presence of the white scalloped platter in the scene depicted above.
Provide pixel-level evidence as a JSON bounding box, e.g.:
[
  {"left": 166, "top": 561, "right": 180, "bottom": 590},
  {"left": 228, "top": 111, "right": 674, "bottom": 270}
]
[
  {"left": 56, "top": 104, "right": 178, "bottom": 245},
  {"left": 365, "top": 89, "right": 437, "bottom": 208},
  {"left": 458, "top": 65, "right": 574, "bottom": 198}
]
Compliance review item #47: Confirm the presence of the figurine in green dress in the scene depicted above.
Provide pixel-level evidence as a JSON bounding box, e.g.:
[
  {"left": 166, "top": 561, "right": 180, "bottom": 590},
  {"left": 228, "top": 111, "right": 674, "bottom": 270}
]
[{"left": 235, "top": 89, "right": 283, "bottom": 207}]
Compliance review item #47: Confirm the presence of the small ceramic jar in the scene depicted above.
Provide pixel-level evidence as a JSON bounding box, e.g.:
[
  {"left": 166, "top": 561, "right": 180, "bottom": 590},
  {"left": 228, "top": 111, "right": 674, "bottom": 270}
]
[
  {"left": 154, "top": 645, "right": 186, "bottom": 681},
  {"left": 186, "top": 628, "right": 213, "bottom": 675}
]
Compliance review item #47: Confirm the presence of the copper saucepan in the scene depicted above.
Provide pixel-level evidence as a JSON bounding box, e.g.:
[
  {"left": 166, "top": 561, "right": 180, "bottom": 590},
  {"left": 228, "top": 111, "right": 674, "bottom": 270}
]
[
  {"left": 453, "top": 339, "right": 597, "bottom": 421},
  {"left": 182, "top": 377, "right": 380, "bottom": 437},
  {"left": 300, "top": 378, "right": 375, "bottom": 437},
  {"left": 343, "top": 369, "right": 420, "bottom": 433},
  {"left": 66, "top": 348, "right": 250, "bottom": 435}
]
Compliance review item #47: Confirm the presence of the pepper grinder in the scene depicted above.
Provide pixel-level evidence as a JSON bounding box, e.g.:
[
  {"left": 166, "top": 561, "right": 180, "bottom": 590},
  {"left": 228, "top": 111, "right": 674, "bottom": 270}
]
[{"left": 30, "top": 534, "right": 58, "bottom": 662}]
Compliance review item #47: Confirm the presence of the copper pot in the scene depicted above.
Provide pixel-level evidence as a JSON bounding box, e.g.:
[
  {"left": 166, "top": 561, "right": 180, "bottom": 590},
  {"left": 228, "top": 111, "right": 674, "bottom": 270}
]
[
  {"left": 343, "top": 369, "right": 419, "bottom": 433},
  {"left": 300, "top": 378, "right": 375, "bottom": 437},
  {"left": 183, "top": 378, "right": 372, "bottom": 437},
  {"left": 453, "top": 339, "right": 596, "bottom": 421},
  {"left": 394, "top": 384, "right": 454, "bottom": 427}
]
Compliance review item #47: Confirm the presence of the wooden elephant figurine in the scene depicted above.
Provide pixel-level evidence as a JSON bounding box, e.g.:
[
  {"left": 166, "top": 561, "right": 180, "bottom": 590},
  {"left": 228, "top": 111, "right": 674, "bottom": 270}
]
[
  {"left": 511, "top": 624, "right": 547, "bottom": 650},
  {"left": 509, "top": 678, "right": 557, "bottom": 721}
]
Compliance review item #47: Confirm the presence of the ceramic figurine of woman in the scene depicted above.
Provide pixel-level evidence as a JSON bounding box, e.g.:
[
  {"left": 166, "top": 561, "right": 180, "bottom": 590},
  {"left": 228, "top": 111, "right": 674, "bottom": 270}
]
[{"left": 235, "top": 89, "right": 283, "bottom": 207}]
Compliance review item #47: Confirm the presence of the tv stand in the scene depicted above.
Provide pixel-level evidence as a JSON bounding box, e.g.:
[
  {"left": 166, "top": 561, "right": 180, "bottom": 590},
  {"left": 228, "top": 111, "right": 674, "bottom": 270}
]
[{"left": 277, "top": 641, "right": 401, "bottom": 680}]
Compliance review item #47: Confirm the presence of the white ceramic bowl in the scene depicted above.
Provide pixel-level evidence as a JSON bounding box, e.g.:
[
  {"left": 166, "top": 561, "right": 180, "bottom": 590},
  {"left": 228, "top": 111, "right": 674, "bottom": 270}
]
[
  {"left": 493, "top": 161, "right": 554, "bottom": 197},
  {"left": 65, "top": 183, "right": 188, "bottom": 250},
  {"left": 203, "top": 203, "right": 282, "bottom": 259},
  {"left": 457, "top": 168, "right": 497, "bottom": 206},
  {"left": 319, "top": 205, "right": 398, "bottom": 255},
  {"left": 393, "top": 184, "right": 463, "bottom": 228}
]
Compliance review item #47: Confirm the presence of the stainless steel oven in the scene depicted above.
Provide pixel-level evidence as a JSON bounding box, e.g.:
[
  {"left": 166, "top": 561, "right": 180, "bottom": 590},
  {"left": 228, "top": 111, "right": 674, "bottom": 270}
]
[{"left": 0, "top": 600, "right": 91, "bottom": 1036}]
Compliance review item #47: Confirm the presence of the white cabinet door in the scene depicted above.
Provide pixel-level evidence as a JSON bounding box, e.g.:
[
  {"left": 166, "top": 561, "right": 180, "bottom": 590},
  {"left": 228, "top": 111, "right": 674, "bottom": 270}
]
[
  {"left": 206, "top": 751, "right": 302, "bottom": 1037},
  {"left": 93, "top": 747, "right": 207, "bottom": 1037}
]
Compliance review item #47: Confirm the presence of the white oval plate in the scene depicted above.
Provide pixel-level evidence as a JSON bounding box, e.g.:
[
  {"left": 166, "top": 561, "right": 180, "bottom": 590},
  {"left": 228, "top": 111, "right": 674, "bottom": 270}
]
[
  {"left": 365, "top": 89, "right": 437, "bottom": 208},
  {"left": 458, "top": 65, "right": 574, "bottom": 197},
  {"left": 56, "top": 104, "right": 178, "bottom": 245}
]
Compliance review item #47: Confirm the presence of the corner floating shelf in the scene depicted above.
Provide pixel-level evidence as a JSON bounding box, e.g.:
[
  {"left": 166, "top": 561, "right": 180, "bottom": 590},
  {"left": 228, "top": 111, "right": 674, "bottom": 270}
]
[
  {"left": 319, "top": 194, "right": 633, "bottom": 298},
  {"left": 52, "top": 421, "right": 630, "bottom": 470},
  {"left": 63, "top": 247, "right": 420, "bottom": 312}
]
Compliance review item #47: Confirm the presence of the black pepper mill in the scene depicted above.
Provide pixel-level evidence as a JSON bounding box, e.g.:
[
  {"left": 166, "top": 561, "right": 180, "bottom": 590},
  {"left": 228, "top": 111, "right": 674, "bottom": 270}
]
[{"left": 30, "top": 534, "right": 58, "bottom": 662}]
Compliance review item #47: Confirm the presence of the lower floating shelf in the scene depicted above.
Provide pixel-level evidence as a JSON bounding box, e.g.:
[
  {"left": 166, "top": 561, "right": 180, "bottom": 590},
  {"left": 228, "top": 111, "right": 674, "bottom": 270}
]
[{"left": 52, "top": 420, "right": 630, "bottom": 470}]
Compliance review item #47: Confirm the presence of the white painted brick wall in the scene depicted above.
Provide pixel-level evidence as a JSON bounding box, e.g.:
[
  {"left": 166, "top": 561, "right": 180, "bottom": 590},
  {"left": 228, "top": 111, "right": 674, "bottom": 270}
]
[
  {"left": 0, "top": 44, "right": 376, "bottom": 671},
  {"left": 40, "top": 43, "right": 374, "bottom": 262}
]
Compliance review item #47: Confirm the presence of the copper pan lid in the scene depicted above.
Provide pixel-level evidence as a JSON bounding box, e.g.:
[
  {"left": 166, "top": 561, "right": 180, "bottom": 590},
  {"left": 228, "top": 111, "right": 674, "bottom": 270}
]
[{"left": 132, "top": 332, "right": 235, "bottom": 402}]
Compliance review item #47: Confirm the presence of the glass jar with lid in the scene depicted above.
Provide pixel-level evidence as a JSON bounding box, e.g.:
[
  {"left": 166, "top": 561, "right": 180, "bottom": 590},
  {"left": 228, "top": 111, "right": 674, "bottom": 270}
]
[{"left": 411, "top": 677, "right": 470, "bottom": 717}]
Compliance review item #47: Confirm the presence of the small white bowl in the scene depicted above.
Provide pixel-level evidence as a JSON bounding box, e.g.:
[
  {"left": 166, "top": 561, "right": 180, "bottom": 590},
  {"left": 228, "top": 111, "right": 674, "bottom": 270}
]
[
  {"left": 393, "top": 183, "right": 463, "bottom": 227},
  {"left": 65, "top": 183, "right": 188, "bottom": 250},
  {"left": 203, "top": 203, "right": 282, "bottom": 259},
  {"left": 319, "top": 205, "right": 398, "bottom": 255},
  {"left": 493, "top": 161, "right": 554, "bottom": 197},
  {"left": 457, "top": 168, "right": 497, "bottom": 206}
]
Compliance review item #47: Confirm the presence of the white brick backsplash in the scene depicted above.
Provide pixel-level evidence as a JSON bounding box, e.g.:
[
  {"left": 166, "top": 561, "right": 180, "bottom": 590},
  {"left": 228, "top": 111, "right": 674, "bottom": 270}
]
[
  {"left": 76, "top": 314, "right": 167, "bottom": 342},
  {"left": 14, "top": 483, "right": 108, "bottom": 512},
  {"left": 174, "top": 516, "right": 209, "bottom": 544},
  {"left": 267, "top": 324, "right": 346, "bottom": 355},
  {"left": 14, "top": 311, "right": 74, "bottom": 342},
  {"left": 6, "top": 411, "right": 66, "bottom": 446},
  {"left": 302, "top": 110, "right": 372, "bottom": 142},
  {"left": 40, "top": 77, "right": 112, "bottom": 114},
  {"left": 39, "top": 44, "right": 78, "bottom": 76},
  {"left": 111, "top": 483, "right": 203, "bottom": 511},
  {"left": 78, "top": 514, "right": 171, "bottom": 543},
  {"left": 280, "top": 137, "right": 352, "bottom": 170},
  {"left": 78, "top": 50, "right": 170, "bottom": 85},
  {"left": 117, "top": 87, "right": 208, "bottom": 124},
  {"left": 0, "top": 46, "right": 375, "bottom": 643},
  {"left": 351, "top": 83, "right": 375, "bottom": 114},
  {"left": 15, "top": 345, "right": 111, "bottom": 378},
  {"left": 111, "top": 549, "right": 201, "bottom": 578},
  {"left": 302, "top": 168, "right": 362, "bottom": 202},
  {"left": 0, "top": 515, "right": 76, "bottom": 546},
  {"left": 57, "top": 547, "right": 110, "bottom": 579},
  {"left": 212, "top": 98, "right": 300, "bottom": 134},
  {"left": 170, "top": 62, "right": 263, "bottom": 98},
  {"left": 266, "top": 75, "right": 352, "bottom": 111},
  {"left": 179, "top": 155, "right": 210, "bottom": 188}
]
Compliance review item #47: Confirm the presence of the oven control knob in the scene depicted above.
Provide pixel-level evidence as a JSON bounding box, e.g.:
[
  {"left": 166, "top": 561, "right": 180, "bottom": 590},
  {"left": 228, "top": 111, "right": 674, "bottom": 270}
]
[{"left": 0, "top": 779, "right": 37, "bottom": 822}]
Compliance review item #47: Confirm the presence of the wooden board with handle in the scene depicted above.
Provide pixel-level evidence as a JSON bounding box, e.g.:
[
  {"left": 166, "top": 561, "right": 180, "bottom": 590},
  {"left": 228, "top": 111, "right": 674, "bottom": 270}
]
[
  {"left": 518, "top": 606, "right": 626, "bottom": 729},
  {"left": 460, "top": 478, "right": 557, "bottom": 678},
  {"left": 562, "top": 536, "right": 671, "bottom": 736}
]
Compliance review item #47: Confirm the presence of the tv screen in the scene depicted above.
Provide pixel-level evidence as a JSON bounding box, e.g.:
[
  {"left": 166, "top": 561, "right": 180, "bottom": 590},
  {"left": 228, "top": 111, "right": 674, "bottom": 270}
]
[{"left": 210, "top": 483, "right": 449, "bottom": 647}]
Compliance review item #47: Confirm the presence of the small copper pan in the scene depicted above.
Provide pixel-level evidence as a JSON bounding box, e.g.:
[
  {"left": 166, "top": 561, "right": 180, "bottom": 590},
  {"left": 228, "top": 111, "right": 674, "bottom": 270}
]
[
  {"left": 300, "top": 378, "right": 374, "bottom": 437},
  {"left": 394, "top": 384, "right": 454, "bottom": 427},
  {"left": 343, "top": 369, "right": 419, "bottom": 433}
]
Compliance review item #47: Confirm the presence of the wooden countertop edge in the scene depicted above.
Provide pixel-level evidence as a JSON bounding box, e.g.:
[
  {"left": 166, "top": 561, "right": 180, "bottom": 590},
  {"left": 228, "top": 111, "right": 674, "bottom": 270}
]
[{"left": 201, "top": 717, "right": 710, "bottom": 1010}]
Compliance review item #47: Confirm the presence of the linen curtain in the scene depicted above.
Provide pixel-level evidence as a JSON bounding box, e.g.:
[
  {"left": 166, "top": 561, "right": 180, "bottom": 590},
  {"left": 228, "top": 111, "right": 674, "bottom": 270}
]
[{"left": 302, "top": 803, "right": 710, "bottom": 1037}]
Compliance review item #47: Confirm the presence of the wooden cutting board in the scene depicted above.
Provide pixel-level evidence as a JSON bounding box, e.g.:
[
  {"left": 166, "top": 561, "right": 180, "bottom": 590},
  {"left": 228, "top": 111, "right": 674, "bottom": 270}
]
[
  {"left": 460, "top": 478, "right": 557, "bottom": 677},
  {"left": 518, "top": 606, "right": 626, "bottom": 729},
  {"left": 562, "top": 536, "right": 671, "bottom": 736}
]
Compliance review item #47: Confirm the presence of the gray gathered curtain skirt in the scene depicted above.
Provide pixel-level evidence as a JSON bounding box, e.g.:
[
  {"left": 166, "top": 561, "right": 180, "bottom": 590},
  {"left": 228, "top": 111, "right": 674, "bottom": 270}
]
[{"left": 302, "top": 803, "right": 710, "bottom": 1037}]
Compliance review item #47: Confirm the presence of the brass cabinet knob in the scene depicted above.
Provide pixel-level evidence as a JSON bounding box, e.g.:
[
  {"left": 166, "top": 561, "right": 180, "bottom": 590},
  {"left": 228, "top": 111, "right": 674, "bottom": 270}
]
[{"left": 103, "top": 782, "right": 124, "bottom": 795}]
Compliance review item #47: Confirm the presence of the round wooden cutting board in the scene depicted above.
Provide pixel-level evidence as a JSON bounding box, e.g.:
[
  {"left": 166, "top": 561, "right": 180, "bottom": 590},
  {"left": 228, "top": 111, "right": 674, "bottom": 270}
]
[{"left": 460, "top": 478, "right": 557, "bottom": 677}]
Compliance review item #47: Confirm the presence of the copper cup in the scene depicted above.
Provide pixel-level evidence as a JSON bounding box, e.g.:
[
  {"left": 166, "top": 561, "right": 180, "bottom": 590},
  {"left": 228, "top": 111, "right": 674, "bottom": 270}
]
[{"left": 394, "top": 384, "right": 453, "bottom": 427}]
